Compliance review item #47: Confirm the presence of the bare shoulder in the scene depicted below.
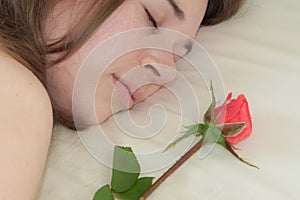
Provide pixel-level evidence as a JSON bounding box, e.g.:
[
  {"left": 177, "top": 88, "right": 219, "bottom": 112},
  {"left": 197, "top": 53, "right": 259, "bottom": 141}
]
[
  {"left": 0, "top": 50, "right": 53, "bottom": 132},
  {"left": 0, "top": 50, "right": 53, "bottom": 199}
]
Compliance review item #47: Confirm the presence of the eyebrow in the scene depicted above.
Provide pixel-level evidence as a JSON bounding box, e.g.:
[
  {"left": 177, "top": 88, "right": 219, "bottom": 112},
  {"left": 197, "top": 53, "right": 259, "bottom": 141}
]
[{"left": 166, "top": 0, "right": 185, "bottom": 20}]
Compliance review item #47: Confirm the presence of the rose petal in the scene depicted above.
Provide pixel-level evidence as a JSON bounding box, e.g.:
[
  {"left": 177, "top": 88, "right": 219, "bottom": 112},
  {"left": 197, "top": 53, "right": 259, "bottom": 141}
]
[
  {"left": 226, "top": 95, "right": 252, "bottom": 144},
  {"left": 216, "top": 98, "right": 243, "bottom": 124}
]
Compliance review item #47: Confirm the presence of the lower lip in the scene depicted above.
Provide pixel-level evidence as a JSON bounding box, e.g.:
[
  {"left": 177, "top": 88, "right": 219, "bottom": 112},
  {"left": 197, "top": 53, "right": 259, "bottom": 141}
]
[{"left": 112, "top": 76, "right": 134, "bottom": 109}]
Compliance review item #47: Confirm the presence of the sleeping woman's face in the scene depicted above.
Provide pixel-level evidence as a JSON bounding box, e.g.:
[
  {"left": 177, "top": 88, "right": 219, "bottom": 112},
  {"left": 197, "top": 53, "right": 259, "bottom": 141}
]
[{"left": 46, "top": 0, "right": 208, "bottom": 126}]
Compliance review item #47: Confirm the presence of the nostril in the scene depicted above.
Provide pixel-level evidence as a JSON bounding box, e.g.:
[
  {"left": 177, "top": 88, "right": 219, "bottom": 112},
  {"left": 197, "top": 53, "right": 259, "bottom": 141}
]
[{"left": 144, "top": 64, "right": 161, "bottom": 77}]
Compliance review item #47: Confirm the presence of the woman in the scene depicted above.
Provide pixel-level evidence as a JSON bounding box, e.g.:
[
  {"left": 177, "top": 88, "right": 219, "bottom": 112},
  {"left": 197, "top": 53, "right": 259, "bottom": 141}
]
[{"left": 0, "top": 0, "right": 244, "bottom": 199}]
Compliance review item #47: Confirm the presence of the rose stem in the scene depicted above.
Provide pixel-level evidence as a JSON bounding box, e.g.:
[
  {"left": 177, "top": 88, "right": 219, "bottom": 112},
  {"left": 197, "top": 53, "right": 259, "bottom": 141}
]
[{"left": 139, "top": 138, "right": 204, "bottom": 200}]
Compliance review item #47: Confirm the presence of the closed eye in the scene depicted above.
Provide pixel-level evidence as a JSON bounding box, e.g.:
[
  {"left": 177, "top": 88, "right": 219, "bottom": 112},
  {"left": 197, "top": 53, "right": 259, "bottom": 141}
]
[{"left": 144, "top": 8, "right": 158, "bottom": 28}]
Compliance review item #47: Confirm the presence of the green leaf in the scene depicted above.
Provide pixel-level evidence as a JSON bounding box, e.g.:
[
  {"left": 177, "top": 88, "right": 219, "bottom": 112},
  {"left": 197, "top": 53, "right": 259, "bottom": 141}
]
[
  {"left": 217, "top": 122, "right": 247, "bottom": 137},
  {"left": 93, "top": 185, "right": 115, "bottom": 200},
  {"left": 115, "top": 177, "right": 154, "bottom": 200},
  {"left": 111, "top": 146, "right": 141, "bottom": 193},
  {"left": 164, "top": 124, "right": 206, "bottom": 151},
  {"left": 204, "top": 81, "right": 216, "bottom": 123}
]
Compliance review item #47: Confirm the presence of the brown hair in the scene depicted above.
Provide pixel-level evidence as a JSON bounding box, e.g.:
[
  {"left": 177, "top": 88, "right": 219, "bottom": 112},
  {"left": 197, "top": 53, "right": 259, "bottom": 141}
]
[
  {"left": 0, "top": 0, "right": 245, "bottom": 130},
  {"left": 202, "top": 0, "right": 245, "bottom": 25}
]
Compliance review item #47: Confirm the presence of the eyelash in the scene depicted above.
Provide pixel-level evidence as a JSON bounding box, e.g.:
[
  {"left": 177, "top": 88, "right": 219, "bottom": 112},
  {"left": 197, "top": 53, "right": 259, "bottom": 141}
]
[{"left": 144, "top": 8, "right": 158, "bottom": 28}]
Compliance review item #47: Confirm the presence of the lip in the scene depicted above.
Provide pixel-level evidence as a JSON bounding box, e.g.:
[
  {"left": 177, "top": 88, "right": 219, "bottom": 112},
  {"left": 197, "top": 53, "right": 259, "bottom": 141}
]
[{"left": 112, "top": 74, "right": 135, "bottom": 109}]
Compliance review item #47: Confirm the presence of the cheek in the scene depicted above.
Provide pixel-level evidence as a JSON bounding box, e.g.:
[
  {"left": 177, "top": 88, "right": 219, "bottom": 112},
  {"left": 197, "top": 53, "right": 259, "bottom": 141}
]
[
  {"left": 81, "top": 3, "right": 144, "bottom": 56},
  {"left": 51, "top": 2, "right": 145, "bottom": 81}
]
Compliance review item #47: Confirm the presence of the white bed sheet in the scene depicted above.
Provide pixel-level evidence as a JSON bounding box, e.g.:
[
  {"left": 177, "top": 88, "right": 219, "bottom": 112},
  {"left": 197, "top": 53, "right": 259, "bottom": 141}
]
[{"left": 37, "top": 0, "right": 300, "bottom": 199}]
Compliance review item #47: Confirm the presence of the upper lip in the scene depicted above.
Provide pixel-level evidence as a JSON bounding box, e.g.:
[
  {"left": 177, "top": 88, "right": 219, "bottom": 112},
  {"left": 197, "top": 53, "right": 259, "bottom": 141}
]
[{"left": 112, "top": 74, "right": 136, "bottom": 101}]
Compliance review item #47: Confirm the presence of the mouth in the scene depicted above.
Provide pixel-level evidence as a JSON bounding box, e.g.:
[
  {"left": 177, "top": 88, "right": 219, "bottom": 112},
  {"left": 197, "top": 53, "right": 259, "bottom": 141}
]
[{"left": 112, "top": 74, "right": 135, "bottom": 109}]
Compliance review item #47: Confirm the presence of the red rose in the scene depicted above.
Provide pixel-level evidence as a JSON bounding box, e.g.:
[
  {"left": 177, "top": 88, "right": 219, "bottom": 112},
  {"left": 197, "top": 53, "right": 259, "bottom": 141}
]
[
  {"left": 214, "top": 93, "right": 252, "bottom": 144},
  {"left": 167, "top": 83, "right": 258, "bottom": 169}
]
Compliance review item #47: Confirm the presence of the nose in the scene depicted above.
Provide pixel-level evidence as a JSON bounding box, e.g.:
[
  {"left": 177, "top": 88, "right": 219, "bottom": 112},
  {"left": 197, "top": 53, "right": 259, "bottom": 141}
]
[{"left": 139, "top": 51, "right": 177, "bottom": 84}]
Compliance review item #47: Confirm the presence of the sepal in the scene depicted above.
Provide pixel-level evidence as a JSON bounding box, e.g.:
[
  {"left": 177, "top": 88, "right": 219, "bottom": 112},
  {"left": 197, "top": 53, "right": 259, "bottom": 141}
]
[
  {"left": 223, "top": 141, "right": 259, "bottom": 169},
  {"left": 164, "top": 124, "right": 206, "bottom": 151},
  {"left": 217, "top": 122, "right": 247, "bottom": 137},
  {"left": 204, "top": 81, "right": 216, "bottom": 123}
]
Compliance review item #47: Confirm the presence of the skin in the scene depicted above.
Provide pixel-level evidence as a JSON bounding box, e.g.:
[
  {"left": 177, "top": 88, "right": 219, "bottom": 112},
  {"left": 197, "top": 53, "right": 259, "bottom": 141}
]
[
  {"left": 0, "top": 0, "right": 208, "bottom": 199},
  {"left": 47, "top": 0, "right": 208, "bottom": 126},
  {"left": 0, "top": 50, "right": 53, "bottom": 200}
]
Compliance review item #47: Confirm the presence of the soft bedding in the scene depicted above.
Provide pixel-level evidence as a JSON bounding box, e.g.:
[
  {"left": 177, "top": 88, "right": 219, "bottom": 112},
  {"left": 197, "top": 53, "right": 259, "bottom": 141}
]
[{"left": 37, "top": 0, "right": 300, "bottom": 199}]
